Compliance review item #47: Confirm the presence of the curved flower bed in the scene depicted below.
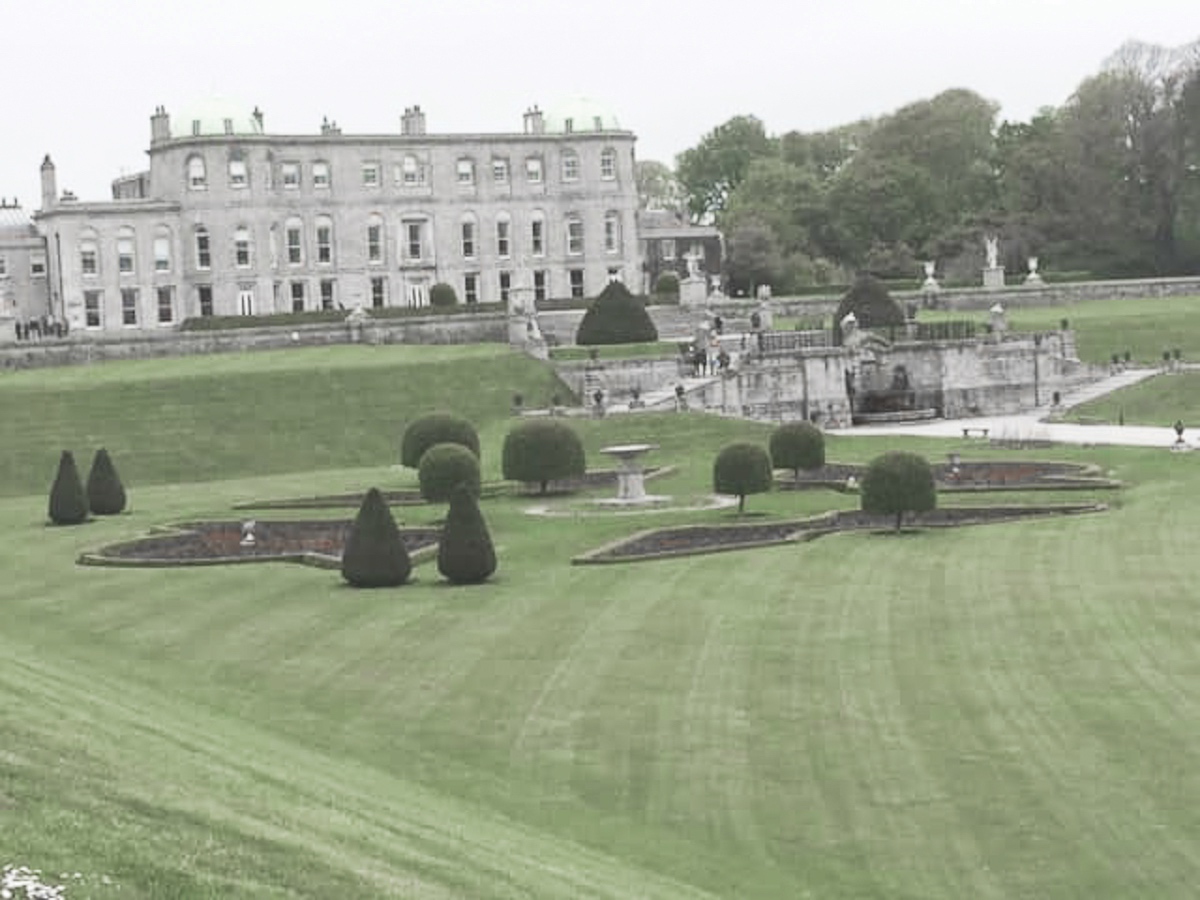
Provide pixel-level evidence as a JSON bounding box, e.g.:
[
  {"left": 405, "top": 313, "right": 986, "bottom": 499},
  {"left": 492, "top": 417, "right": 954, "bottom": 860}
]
[
  {"left": 79, "top": 520, "right": 441, "bottom": 568},
  {"left": 781, "top": 460, "right": 1118, "bottom": 492},
  {"left": 575, "top": 503, "right": 1107, "bottom": 564}
]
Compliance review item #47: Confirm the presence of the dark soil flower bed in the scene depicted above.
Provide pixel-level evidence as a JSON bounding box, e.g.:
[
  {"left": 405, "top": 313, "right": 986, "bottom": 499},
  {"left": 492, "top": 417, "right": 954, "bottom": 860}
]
[
  {"left": 80, "top": 520, "right": 441, "bottom": 568},
  {"left": 576, "top": 503, "right": 1106, "bottom": 564},
  {"left": 781, "top": 460, "right": 1116, "bottom": 492}
]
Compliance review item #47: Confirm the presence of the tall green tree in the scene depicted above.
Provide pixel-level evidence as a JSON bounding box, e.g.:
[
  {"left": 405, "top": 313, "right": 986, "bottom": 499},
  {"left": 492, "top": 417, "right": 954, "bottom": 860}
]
[{"left": 676, "top": 115, "right": 776, "bottom": 222}]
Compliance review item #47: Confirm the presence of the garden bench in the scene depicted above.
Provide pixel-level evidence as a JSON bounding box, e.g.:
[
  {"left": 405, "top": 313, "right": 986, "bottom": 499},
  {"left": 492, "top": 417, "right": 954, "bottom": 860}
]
[{"left": 962, "top": 426, "right": 990, "bottom": 439}]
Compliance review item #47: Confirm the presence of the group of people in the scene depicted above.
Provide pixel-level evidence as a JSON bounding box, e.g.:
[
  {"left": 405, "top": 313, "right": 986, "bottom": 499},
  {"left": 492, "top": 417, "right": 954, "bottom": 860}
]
[{"left": 13, "top": 315, "right": 68, "bottom": 341}]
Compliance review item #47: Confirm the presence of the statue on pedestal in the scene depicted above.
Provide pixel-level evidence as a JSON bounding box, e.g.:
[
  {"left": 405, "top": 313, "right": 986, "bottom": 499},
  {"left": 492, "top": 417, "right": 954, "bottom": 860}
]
[{"left": 985, "top": 236, "right": 999, "bottom": 270}]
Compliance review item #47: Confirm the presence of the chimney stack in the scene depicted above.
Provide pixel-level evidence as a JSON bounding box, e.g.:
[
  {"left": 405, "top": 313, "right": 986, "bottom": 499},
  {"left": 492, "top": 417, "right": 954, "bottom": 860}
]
[
  {"left": 150, "top": 105, "right": 171, "bottom": 143},
  {"left": 40, "top": 155, "right": 57, "bottom": 211},
  {"left": 401, "top": 105, "right": 427, "bottom": 136},
  {"left": 523, "top": 105, "right": 545, "bottom": 135}
]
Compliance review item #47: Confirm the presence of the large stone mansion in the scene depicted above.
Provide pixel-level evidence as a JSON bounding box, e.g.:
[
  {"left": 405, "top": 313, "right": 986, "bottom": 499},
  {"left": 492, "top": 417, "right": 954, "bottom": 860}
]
[{"left": 0, "top": 98, "right": 718, "bottom": 335}]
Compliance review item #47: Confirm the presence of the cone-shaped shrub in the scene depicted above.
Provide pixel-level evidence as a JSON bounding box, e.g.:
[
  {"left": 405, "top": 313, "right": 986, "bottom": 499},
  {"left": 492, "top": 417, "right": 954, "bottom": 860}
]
[
  {"left": 86, "top": 448, "right": 127, "bottom": 515},
  {"left": 341, "top": 487, "right": 412, "bottom": 587},
  {"left": 437, "top": 483, "right": 497, "bottom": 585},
  {"left": 769, "top": 422, "right": 825, "bottom": 483},
  {"left": 418, "top": 443, "right": 481, "bottom": 503},
  {"left": 401, "top": 413, "right": 480, "bottom": 468},
  {"left": 834, "top": 274, "right": 905, "bottom": 343},
  {"left": 48, "top": 450, "right": 89, "bottom": 525},
  {"left": 713, "top": 442, "right": 773, "bottom": 515},
  {"left": 502, "top": 419, "right": 586, "bottom": 494},
  {"left": 575, "top": 280, "right": 658, "bottom": 345}
]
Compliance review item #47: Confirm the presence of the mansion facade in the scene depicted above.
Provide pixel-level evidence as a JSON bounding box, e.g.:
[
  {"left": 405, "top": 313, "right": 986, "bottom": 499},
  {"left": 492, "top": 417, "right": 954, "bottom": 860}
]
[{"left": 4, "top": 98, "right": 705, "bottom": 334}]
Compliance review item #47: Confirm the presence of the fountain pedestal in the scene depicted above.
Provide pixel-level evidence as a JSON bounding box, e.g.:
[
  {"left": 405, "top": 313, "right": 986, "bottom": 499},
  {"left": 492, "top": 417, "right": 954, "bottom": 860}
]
[{"left": 598, "top": 443, "right": 660, "bottom": 504}]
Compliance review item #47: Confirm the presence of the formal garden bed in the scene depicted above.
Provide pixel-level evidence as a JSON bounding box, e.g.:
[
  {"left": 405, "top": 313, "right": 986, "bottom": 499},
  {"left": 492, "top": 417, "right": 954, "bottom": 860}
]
[
  {"left": 780, "top": 460, "right": 1119, "bottom": 492},
  {"left": 575, "top": 503, "right": 1107, "bottom": 564},
  {"left": 79, "top": 519, "right": 441, "bottom": 568}
]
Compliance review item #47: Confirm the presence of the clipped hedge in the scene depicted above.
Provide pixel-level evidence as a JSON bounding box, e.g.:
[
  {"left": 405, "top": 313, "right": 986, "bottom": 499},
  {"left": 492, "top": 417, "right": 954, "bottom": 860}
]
[
  {"left": 861, "top": 450, "right": 936, "bottom": 532},
  {"left": 341, "top": 487, "right": 412, "bottom": 587},
  {"left": 48, "top": 450, "right": 89, "bottom": 525},
  {"left": 575, "top": 281, "right": 658, "bottom": 345},
  {"left": 713, "top": 442, "right": 773, "bottom": 514},
  {"left": 501, "top": 419, "right": 586, "bottom": 494},
  {"left": 769, "top": 422, "right": 825, "bottom": 482},
  {"left": 418, "top": 443, "right": 482, "bottom": 503},
  {"left": 400, "top": 413, "right": 480, "bottom": 469},
  {"left": 429, "top": 283, "right": 458, "bottom": 309},
  {"left": 86, "top": 447, "right": 127, "bottom": 515},
  {"left": 437, "top": 483, "right": 497, "bottom": 584}
]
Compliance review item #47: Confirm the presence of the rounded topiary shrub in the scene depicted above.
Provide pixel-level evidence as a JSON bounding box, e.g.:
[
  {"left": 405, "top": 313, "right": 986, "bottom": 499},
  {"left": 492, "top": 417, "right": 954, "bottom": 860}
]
[
  {"left": 418, "top": 442, "right": 482, "bottom": 503},
  {"left": 86, "top": 447, "right": 127, "bottom": 515},
  {"left": 48, "top": 450, "right": 89, "bottom": 526},
  {"left": 575, "top": 280, "right": 658, "bottom": 345},
  {"left": 834, "top": 274, "right": 905, "bottom": 342},
  {"left": 654, "top": 271, "right": 680, "bottom": 300},
  {"left": 769, "top": 422, "right": 825, "bottom": 483},
  {"left": 342, "top": 487, "right": 412, "bottom": 587},
  {"left": 713, "top": 442, "right": 773, "bottom": 514},
  {"left": 438, "top": 482, "right": 497, "bottom": 585},
  {"left": 860, "top": 450, "right": 936, "bottom": 532},
  {"left": 401, "top": 413, "right": 480, "bottom": 469},
  {"left": 429, "top": 282, "right": 458, "bottom": 309},
  {"left": 501, "top": 419, "right": 586, "bottom": 494}
]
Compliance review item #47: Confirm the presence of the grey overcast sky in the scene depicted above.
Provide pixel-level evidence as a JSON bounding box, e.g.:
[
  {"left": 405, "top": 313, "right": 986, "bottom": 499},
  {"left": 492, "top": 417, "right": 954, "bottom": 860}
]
[{"left": 2, "top": 0, "right": 1196, "bottom": 208}]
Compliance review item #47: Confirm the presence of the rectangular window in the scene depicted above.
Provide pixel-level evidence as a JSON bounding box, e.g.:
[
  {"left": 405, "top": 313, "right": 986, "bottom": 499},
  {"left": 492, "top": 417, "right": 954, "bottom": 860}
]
[
  {"left": 361, "top": 163, "right": 380, "bottom": 187},
  {"left": 371, "top": 276, "right": 387, "bottom": 308},
  {"left": 461, "top": 221, "right": 475, "bottom": 258},
  {"left": 661, "top": 238, "right": 676, "bottom": 261},
  {"left": 533, "top": 270, "right": 547, "bottom": 303},
  {"left": 197, "top": 285, "right": 213, "bottom": 317},
  {"left": 286, "top": 227, "right": 302, "bottom": 264},
  {"left": 406, "top": 222, "right": 423, "bottom": 260},
  {"left": 117, "top": 239, "right": 134, "bottom": 274},
  {"left": 229, "top": 159, "right": 247, "bottom": 188},
  {"left": 526, "top": 157, "right": 542, "bottom": 183},
  {"left": 196, "top": 231, "right": 211, "bottom": 269},
  {"left": 29, "top": 251, "right": 46, "bottom": 277},
  {"left": 316, "top": 225, "right": 332, "bottom": 264},
  {"left": 464, "top": 273, "right": 478, "bottom": 304},
  {"left": 0, "top": 255, "right": 6, "bottom": 277},
  {"left": 312, "top": 161, "right": 330, "bottom": 189},
  {"left": 569, "top": 269, "right": 585, "bottom": 299},
  {"left": 456, "top": 159, "right": 474, "bottom": 185},
  {"left": 238, "top": 286, "right": 254, "bottom": 316},
  {"left": 84, "top": 290, "right": 102, "bottom": 328},
  {"left": 320, "top": 279, "right": 335, "bottom": 310},
  {"left": 400, "top": 155, "right": 423, "bottom": 186},
  {"left": 567, "top": 219, "right": 584, "bottom": 255},
  {"left": 290, "top": 281, "right": 305, "bottom": 312},
  {"left": 531, "top": 220, "right": 544, "bottom": 256},
  {"left": 282, "top": 162, "right": 300, "bottom": 189},
  {"left": 154, "top": 237, "right": 170, "bottom": 272},
  {"left": 499, "top": 271, "right": 511, "bottom": 305},
  {"left": 235, "top": 233, "right": 251, "bottom": 267},
  {"left": 496, "top": 220, "right": 510, "bottom": 258},
  {"left": 367, "top": 224, "right": 382, "bottom": 263},
  {"left": 121, "top": 288, "right": 138, "bottom": 326},
  {"left": 600, "top": 151, "right": 616, "bottom": 180},
  {"left": 156, "top": 286, "right": 174, "bottom": 324},
  {"left": 563, "top": 155, "right": 579, "bottom": 182},
  {"left": 492, "top": 159, "right": 509, "bottom": 183},
  {"left": 605, "top": 217, "right": 619, "bottom": 253},
  {"left": 81, "top": 247, "right": 98, "bottom": 276}
]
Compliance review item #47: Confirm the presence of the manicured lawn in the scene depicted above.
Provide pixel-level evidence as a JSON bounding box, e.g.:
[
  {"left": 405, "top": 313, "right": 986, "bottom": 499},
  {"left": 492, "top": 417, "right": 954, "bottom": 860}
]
[
  {"left": 3, "top": 348, "right": 1200, "bottom": 897},
  {"left": 1066, "top": 370, "right": 1200, "bottom": 426}
]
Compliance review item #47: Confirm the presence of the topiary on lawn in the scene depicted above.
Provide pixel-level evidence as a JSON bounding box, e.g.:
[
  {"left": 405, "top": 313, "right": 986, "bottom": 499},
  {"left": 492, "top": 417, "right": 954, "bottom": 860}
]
[
  {"left": 501, "top": 419, "right": 586, "bottom": 494},
  {"left": 418, "top": 442, "right": 482, "bottom": 503},
  {"left": 575, "top": 280, "right": 658, "bottom": 345},
  {"left": 713, "top": 442, "right": 773, "bottom": 514},
  {"left": 834, "top": 274, "right": 905, "bottom": 343},
  {"left": 769, "top": 422, "right": 825, "bottom": 484},
  {"left": 654, "top": 271, "right": 680, "bottom": 300},
  {"left": 86, "top": 447, "right": 127, "bottom": 515},
  {"left": 401, "top": 412, "right": 480, "bottom": 469},
  {"left": 860, "top": 450, "right": 937, "bottom": 532},
  {"left": 429, "top": 282, "right": 458, "bottom": 309},
  {"left": 48, "top": 450, "right": 89, "bottom": 525},
  {"left": 437, "top": 482, "right": 497, "bottom": 584},
  {"left": 341, "top": 487, "right": 412, "bottom": 587}
]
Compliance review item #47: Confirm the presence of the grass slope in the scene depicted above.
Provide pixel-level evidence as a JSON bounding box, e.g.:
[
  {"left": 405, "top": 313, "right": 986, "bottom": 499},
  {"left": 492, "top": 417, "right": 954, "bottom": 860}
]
[{"left": 1067, "top": 370, "right": 1200, "bottom": 426}]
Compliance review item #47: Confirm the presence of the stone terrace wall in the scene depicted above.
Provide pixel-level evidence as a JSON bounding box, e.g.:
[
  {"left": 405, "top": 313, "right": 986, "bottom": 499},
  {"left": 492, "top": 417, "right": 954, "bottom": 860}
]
[{"left": 0, "top": 312, "right": 508, "bottom": 372}]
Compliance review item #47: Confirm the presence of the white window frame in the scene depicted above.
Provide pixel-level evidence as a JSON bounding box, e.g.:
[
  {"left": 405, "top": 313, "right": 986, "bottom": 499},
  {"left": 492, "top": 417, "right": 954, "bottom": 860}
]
[
  {"left": 464, "top": 273, "right": 479, "bottom": 304},
  {"left": 456, "top": 158, "right": 475, "bottom": 186},
  {"left": 604, "top": 212, "right": 620, "bottom": 254},
  {"left": 600, "top": 148, "right": 617, "bottom": 180},
  {"left": 367, "top": 218, "right": 384, "bottom": 265},
  {"left": 188, "top": 155, "right": 207, "bottom": 190},
  {"left": 312, "top": 161, "right": 331, "bottom": 189},
  {"left": 530, "top": 213, "right": 545, "bottom": 257},
  {"left": 281, "top": 162, "right": 300, "bottom": 189},
  {"left": 234, "top": 227, "right": 252, "bottom": 268},
  {"left": 156, "top": 286, "right": 174, "bottom": 324},
  {"left": 492, "top": 158, "right": 509, "bottom": 183},
  {"left": 121, "top": 287, "right": 139, "bottom": 326},
  {"left": 315, "top": 218, "right": 334, "bottom": 265},
  {"left": 84, "top": 289, "right": 103, "bottom": 328},
  {"left": 228, "top": 158, "right": 248, "bottom": 188},
  {"left": 285, "top": 221, "right": 303, "bottom": 265},
  {"left": 566, "top": 216, "right": 584, "bottom": 256},
  {"left": 525, "top": 157, "right": 543, "bottom": 184},
  {"left": 195, "top": 227, "right": 211, "bottom": 269},
  {"left": 153, "top": 231, "right": 171, "bottom": 273},
  {"left": 116, "top": 230, "right": 135, "bottom": 275},
  {"left": 562, "top": 151, "right": 579, "bottom": 182},
  {"left": 461, "top": 217, "right": 476, "bottom": 259},
  {"left": 361, "top": 162, "right": 380, "bottom": 187},
  {"left": 496, "top": 215, "right": 511, "bottom": 259}
]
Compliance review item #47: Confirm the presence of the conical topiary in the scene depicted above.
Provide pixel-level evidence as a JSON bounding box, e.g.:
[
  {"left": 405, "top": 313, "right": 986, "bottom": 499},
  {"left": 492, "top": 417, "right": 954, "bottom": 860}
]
[
  {"left": 341, "top": 487, "right": 412, "bottom": 587},
  {"left": 48, "top": 450, "right": 89, "bottom": 525},
  {"left": 86, "top": 448, "right": 127, "bottom": 515},
  {"left": 437, "top": 483, "right": 497, "bottom": 585}
]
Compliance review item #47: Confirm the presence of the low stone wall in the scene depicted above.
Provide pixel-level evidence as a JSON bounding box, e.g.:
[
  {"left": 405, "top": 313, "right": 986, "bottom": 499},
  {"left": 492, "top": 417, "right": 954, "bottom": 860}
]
[
  {"left": 554, "top": 358, "right": 686, "bottom": 401},
  {"left": 0, "top": 311, "right": 508, "bottom": 371}
]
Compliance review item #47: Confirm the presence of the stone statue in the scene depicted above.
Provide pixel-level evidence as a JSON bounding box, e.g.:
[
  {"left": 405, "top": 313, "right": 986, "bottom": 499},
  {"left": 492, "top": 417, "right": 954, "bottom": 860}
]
[
  {"left": 985, "top": 235, "right": 999, "bottom": 270},
  {"left": 684, "top": 248, "right": 703, "bottom": 279}
]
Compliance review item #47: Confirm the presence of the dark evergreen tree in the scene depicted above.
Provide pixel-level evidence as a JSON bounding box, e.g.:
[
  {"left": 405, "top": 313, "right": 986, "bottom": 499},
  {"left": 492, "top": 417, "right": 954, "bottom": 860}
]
[
  {"left": 861, "top": 451, "right": 937, "bottom": 532},
  {"left": 769, "top": 422, "right": 826, "bottom": 483},
  {"left": 400, "top": 413, "right": 480, "bottom": 468},
  {"left": 501, "top": 419, "right": 586, "bottom": 494},
  {"left": 833, "top": 274, "right": 906, "bottom": 343},
  {"left": 341, "top": 487, "right": 412, "bottom": 587},
  {"left": 575, "top": 281, "right": 658, "bottom": 345},
  {"left": 418, "top": 443, "right": 481, "bottom": 503},
  {"left": 48, "top": 450, "right": 89, "bottom": 525},
  {"left": 713, "top": 442, "right": 773, "bottom": 514},
  {"left": 437, "top": 483, "right": 497, "bottom": 585},
  {"left": 86, "top": 447, "right": 127, "bottom": 515}
]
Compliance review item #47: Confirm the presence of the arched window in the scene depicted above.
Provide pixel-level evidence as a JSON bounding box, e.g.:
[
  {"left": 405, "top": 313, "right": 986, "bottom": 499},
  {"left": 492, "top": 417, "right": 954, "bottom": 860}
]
[
  {"left": 79, "top": 227, "right": 100, "bottom": 276},
  {"left": 234, "top": 226, "right": 252, "bottom": 268},
  {"left": 117, "top": 226, "right": 136, "bottom": 275},
  {"left": 565, "top": 214, "right": 583, "bottom": 256},
  {"left": 194, "top": 225, "right": 211, "bottom": 269},
  {"left": 604, "top": 211, "right": 621, "bottom": 254},
  {"left": 561, "top": 150, "right": 579, "bottom": 182},
  {"left": 460, "top": 212, "right": 477, "bottom": 259},
  {"left": 153, "top": 225, "right": 172, "bottom": 272},
  {"left": 315, "top": 215, "right": 334, "bottom": 265},
  {"left": 187, "top": 155, "right": 207, "bottom": 190},
  {"left": 529, "top": 210, "right": 546, "bottom": 257},
  {"left": 495, "top": 211, "right": 511, "bottom": 259},
  {"left": 367, "top": 214, "right": 386, "bottom": 264},
  {"left": 600, "top": 147, "right": 617, "bottom": 181}
]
